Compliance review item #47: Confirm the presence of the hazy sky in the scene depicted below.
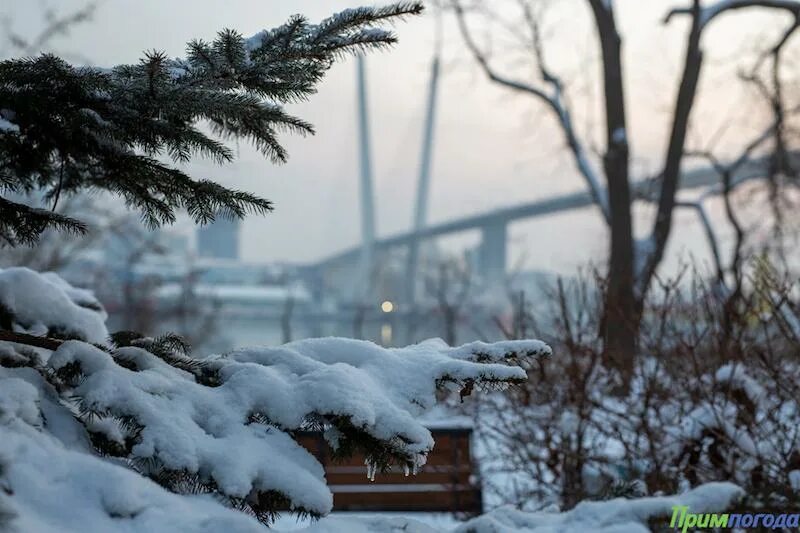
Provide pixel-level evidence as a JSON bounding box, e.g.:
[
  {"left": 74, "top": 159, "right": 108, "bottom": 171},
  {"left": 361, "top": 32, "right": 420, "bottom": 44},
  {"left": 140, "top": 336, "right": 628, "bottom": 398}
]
[{"left": 1, "top": 0, "right": 789, "bottom": 276}]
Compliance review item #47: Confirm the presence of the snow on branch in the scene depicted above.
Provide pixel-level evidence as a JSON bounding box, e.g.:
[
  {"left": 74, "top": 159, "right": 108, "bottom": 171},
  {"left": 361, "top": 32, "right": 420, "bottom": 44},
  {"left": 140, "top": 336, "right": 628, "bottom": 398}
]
[
  {"left": 0, "top": 269, "right": 549, "bottom": 526},
  {"left": 0, "top": 267, "right": 108, "bottom": 344},
  {"left": 0, "top": 361, "right": 744, "bottom": 533},
  {"left": 42, "top": 335, "right": 548, "bottom": 517},
  {"left": 0, "top": 372, "right": 266, "bottom": 532}
]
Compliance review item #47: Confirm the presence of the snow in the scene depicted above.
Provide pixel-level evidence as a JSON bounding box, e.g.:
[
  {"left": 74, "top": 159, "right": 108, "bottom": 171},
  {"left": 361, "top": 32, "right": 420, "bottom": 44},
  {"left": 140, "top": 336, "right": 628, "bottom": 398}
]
[
  {"left": 284, "top": 483, "right": 742, "bottom": 533},
  {"left": 442, "top": 338, "right": 549, "bottom": 365},
  {"left": 0, "top": 268, "right": 550, "bottom": 528},
  {"left": 39, "top": 271, "right": 108, "bottom": 321},
  {"left": 714, "top": 363, "right": 765, "bottom": 404},
  {"left": 297, "top": 515, "right": 438, "bottom": 533},
  {"left": 0, "top": 117, "right": 18, "bottom": 133},
  {"left": 450, "top": 483, "right": 742, "bottom": 533},
  {"left": 242, "top": 11, "right": 394, "bottom": 55},
  {"left": 790, "top": 470, "right": 800, "bottom": 492},
  {"left": 418, "top": 404, "right": 473, "bottom": 429},
  {"left": 778, "top": 299, "right": 800, "bottom": 339},
  {"left": 47, "top": 340, "right": 335, "bottom": 514},
  {"left": 0, "top": 372, "right": 266, "bottom": 533},
  {"left": 0, "top": 270, "right": 756, "bottom": 533},
  {"left": 0, "top": 373, "right": 749, "bottom": 533},
  {"left": 0, "top": 268, "right": 108, "bottom": 344},
  {"left": 79, "top": 107, "right": 110, "bottom": 127},
  {"left": 0, "top": 109, "right": 18, "bottom": 133},
  {"left": 244, "top": 30, "right": 271, "bottom": 52}
]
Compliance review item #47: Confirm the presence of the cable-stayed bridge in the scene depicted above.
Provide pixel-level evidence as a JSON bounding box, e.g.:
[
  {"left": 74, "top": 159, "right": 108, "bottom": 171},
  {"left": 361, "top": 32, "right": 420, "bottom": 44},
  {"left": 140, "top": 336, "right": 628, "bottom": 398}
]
[
  {"left": 304, "top": 55, "right": 781, "bottom": 309},
  {"left": 307, "top": 155, "right": 775, "bottom": 296}
]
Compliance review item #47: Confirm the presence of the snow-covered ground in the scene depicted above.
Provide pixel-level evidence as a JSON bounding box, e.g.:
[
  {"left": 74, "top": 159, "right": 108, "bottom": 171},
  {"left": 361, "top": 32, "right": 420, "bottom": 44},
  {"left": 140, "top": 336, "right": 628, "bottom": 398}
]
[{"left": 269, "top": 482, "right": 742, "bottom": 533}]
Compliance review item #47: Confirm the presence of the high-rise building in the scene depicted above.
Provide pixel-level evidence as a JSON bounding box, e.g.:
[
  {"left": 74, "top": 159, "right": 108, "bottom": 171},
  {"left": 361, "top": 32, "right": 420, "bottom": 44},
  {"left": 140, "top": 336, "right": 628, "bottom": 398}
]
[{"left": 197, "top": 218, "right": 239, "bottom": 260}]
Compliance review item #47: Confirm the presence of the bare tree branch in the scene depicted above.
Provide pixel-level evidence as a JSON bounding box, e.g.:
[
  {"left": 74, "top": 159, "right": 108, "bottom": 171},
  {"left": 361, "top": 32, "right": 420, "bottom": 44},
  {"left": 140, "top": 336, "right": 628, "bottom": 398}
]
[
  {"left": 0, "top": 330, "right": 63, "bottom": 351},
  {"left": 678, "top": 118, "right": 787, "bottom": 288},
  {"left": 638, "top": 1, "right": 705, "bottom": 296},
  {"left": 640, "top": 1, "right": 800, "bottom": 297},
  {"left": 665, "top": 0, "right": 800, "bottom": 29},
  {"left": 1, "top": 2, "right": 97, "bottom": 59},
  {"left": 451, "top": 0, "right": 611, "bottom": 224},
  {"left": 675, "top": 199, "right": 725, "bottom": 281}
]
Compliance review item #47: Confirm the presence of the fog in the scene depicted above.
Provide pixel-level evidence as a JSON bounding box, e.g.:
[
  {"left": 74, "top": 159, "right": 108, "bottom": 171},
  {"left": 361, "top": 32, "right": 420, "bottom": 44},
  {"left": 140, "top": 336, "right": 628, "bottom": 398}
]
[{"left": 1, "top": 0, "right": 783, "bottom": 274}]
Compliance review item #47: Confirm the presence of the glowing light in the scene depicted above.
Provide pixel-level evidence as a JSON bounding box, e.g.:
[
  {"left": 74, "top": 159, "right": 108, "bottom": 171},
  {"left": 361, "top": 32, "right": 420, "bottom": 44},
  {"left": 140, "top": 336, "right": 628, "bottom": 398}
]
[
  {"left": 381, "top": 324, "right": 393, "bottom": 345},
  {"left": 381, "top": 300, "right": 394, "bottom": 313}
]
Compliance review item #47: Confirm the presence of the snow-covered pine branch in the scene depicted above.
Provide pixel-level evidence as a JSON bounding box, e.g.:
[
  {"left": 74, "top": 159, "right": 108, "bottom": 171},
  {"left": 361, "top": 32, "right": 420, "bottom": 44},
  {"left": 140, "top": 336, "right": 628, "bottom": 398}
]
[
  {"left": 0, "top": 382, "right": 744, "bottom": 533},
  {"left": 0, "top": 3, "right": 423, "bottom": 246},
  {"left": 0, "top": 267, "right": 550, "bottom": 527}
]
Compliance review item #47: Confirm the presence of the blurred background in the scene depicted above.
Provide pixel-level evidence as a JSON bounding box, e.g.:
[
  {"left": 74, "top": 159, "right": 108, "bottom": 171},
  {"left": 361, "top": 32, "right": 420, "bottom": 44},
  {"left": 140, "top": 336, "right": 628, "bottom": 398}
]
[{"left": 0, "top": 0, "right": 796, "bottom": 352}]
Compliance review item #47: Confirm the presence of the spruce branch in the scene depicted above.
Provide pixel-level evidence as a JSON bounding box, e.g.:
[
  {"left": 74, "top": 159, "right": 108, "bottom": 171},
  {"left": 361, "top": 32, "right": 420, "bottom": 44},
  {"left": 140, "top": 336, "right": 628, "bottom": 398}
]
[
  {"left": 0, "top": 197, "right": 87, "bottom": 246},
  {"left": 0, "top": 3, "right": 423, "bottom": 245},
  {"left": 0, "top": 330, "right": 63, "bottom": 351}
]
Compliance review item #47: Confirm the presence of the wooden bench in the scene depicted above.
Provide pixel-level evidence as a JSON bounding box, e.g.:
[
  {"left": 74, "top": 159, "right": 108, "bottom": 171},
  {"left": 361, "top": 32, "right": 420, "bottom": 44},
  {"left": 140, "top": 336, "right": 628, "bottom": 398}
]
[{"left": 296, "top": 428, "right": 483, "bottom": 514}]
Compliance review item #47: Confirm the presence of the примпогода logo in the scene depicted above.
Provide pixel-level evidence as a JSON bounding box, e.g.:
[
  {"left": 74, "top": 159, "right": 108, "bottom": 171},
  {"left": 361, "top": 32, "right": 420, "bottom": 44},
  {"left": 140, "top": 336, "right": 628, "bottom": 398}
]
[{"left": 670, "top": 505, "right": 800, "bottom": 531}]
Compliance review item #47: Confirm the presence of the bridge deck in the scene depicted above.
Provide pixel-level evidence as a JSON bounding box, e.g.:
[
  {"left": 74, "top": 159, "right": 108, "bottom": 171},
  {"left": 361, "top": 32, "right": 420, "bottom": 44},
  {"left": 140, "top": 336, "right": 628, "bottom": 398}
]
[{"left": 313, "top": 156, "right": 775, "bottom": 269}]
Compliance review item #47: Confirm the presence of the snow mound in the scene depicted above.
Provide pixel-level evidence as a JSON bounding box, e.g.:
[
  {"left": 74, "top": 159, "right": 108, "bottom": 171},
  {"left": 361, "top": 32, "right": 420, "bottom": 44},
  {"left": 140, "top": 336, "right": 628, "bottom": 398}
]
[
  {"left": 450, "top": 482, "right": 743, "bottom": 533},
  {"left": 295, "top": 483, "right": 742, "bottom": 533}
]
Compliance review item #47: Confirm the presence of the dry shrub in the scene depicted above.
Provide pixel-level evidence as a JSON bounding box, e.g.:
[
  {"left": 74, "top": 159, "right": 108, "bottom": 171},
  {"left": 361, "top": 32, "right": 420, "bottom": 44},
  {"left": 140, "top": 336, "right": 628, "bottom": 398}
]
[{"left": 477, "top": 260, "right": 800, "bottom": 512}]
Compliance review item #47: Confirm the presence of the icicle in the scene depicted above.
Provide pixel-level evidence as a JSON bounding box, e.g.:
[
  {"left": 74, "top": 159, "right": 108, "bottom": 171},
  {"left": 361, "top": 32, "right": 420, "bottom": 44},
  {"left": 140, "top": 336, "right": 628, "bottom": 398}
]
[
  {"left": 365, "top": 459, "right": 376, "bottom": 481},
  {"left": 403, "top": 464, "right": 410, "bottom": 477}
]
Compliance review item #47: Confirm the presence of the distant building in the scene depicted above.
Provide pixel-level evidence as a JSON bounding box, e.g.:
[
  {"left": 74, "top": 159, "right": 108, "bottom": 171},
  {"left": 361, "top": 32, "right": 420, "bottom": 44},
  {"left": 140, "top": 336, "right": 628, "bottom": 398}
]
[{"left": 197, "top": 218, "right": 239, "bottom": 260}]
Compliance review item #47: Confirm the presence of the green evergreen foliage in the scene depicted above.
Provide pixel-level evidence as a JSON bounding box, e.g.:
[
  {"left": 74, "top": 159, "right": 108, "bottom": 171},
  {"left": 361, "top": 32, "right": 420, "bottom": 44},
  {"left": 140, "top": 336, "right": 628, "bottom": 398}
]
[{"left": 0, "top": 3, "right": 423, "bottom": 245}]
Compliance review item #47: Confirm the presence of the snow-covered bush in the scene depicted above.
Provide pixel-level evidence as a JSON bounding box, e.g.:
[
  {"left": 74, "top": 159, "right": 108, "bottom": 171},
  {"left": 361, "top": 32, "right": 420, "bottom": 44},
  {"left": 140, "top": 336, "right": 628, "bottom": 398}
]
[
  {"left": 477, "top": 266, "right": 800, "bottom": 513},
  {"left": 0, "top": 267, "right": 551, "bottom": 530}
]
